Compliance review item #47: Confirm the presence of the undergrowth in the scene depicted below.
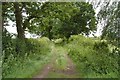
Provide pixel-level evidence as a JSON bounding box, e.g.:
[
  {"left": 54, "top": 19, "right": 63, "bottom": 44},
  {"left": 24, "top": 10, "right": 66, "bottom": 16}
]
[
  {"left": 2, "top": 37, "right": 54, "bottom": 78},
  {"left": 64, "top": 35, "right": 119, "bottom": 78}
]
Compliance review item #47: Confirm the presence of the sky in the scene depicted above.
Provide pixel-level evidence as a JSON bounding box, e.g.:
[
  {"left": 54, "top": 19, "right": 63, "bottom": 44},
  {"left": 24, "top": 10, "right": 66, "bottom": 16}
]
[{"left": 5, "top": 1, "right": 103, "bottom": 38}]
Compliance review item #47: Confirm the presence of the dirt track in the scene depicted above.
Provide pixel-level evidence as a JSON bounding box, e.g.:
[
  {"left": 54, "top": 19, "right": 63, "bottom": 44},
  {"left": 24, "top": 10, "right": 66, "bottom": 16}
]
[{"left": 34, "top": 47, "right": 80, "bottom": 78}]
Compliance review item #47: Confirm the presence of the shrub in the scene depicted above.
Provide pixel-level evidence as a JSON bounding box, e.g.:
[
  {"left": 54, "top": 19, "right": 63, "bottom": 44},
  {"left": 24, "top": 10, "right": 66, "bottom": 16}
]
[
  {"left": 65, "top": 35, "right": 118, "bottom": 78},
  {"left": 2, "top": 37, "right": 53, "bottom": 78}
]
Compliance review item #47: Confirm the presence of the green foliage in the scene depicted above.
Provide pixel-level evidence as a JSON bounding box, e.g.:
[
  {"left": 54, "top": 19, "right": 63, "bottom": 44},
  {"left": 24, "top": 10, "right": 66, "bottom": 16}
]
[
  {"left": 93, "top": 40, "right": 108, "bottom": 50},
  {"left": 2, "top": 28, "right": 16, "bottom": 59},
  {"left": 58, "top": 2, "right": 97, "bottom": 39},
  {"left": 3, "top": 2, "right": 97, "bottom": 40},
  {"left": 53, "top": 46, "right": 68, "bottom": 70},
  {"left": 25, "top": 37, "right": 51, "bottom": 55},
  {"left": 27, "top": 2, "right": 96, "bottom": 39},
  {"left": 2, "top": 1, "right": 119, "bottom": 78},
  {"left": 54, "top": 38, "right": 63, "bottom": 44},
  {"left": 64, "top": 35, "right": 119, "bottom": 78},
  {"left": 98, "top": 1, "right": 120, "bottom": 46},
  {"left": 2, "top": 37, "right": 53, "bottom": 78}
]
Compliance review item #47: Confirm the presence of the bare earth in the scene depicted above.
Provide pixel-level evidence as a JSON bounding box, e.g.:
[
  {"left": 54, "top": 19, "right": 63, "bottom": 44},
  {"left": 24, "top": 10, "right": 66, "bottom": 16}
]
[
  {"left": 33, "top": 46, "right": 80, "bottom": 79},
  {"left": 33, "top": 55, "right": 55, "bottom": 78},
  {"left": 34, "top": 53, "right": 79, "bottom": 78}
]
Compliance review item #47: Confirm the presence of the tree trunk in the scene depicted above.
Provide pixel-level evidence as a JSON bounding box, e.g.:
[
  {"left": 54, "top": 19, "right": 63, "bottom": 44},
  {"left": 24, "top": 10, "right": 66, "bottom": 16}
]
[
  {"left": 48, "top": 26, "right": 52, "bottom": 40},
  {"left": 14, "top": 2, "right": 25, "bottom": 40},
  {"left": 14, "top": 2, "right": 26, "bottom": 55}
]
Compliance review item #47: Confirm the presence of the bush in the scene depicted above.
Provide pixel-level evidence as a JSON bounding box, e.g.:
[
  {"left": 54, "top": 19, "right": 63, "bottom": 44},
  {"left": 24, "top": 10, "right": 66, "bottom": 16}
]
[
  {"left": 2, "top": 29, "right": 16, "bottom": 60},
  {"left": 93, "top": 40, "right": 108, "bottom": 50},
  {"left": 65, "top": 35, "right": 118, "bottom": 78},
  {"left": 2, "top": 37, "right": 53, "bottom": 78}
]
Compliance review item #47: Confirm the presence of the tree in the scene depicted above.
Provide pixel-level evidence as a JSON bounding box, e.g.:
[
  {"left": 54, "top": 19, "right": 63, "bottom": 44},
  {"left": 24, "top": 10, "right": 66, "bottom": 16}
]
[
  {"left": 36, "top": 2, "right": 97, "bottom": 39},
  {"left": 34, "top": 2, "right": 79, "bottom": 39},
  {"left": 2, "top": 2, "right": 43, "bottom": 54},
  {"left": 97, "top": 1, "right": 120, "bottom": 76},
  {"left": 97, "top": 1, "right": 120, "bottom": 46},
  {"left": 14, "top": 2, "right": 25, "bottom": 39},
  {"left": 3, "top": 2, "right": 97, "bottom": 40},
  {"left": 2, "top": 2, "right": 43, "bottom": 39},
  {"left": 58, "top": 2, "right": 97, "bottom": 39}
]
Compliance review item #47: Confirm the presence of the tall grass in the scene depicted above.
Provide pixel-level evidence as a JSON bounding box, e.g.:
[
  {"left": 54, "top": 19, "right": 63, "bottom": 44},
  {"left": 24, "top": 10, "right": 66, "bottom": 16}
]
[
  {"left": 64, "top": 35, "right": 119, "bottom": 78},
  {"left": 2, "top": 37, "right": 54, "bottom": 78}
]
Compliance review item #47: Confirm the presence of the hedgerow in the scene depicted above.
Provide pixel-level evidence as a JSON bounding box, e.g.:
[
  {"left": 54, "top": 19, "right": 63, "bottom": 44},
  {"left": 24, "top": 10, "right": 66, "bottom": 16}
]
[{"left": 65, "top": 35, "right": 119, "bottom": 78}]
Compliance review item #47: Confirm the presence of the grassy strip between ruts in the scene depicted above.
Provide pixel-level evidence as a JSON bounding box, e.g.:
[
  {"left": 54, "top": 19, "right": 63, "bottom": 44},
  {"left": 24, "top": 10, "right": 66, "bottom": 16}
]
[{"left": 47, "top": 46, "right": 81, "bottom": 78}]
